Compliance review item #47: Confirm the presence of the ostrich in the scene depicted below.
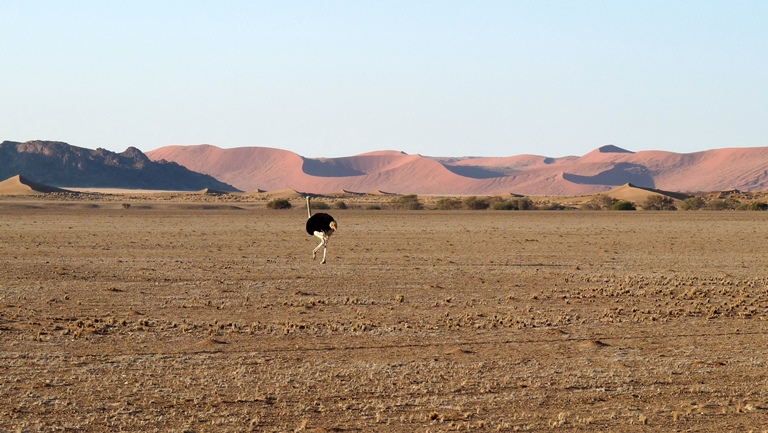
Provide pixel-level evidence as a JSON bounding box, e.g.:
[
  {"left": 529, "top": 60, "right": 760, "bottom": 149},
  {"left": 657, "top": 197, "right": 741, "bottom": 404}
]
[{"left": 305, "top": 196, "right": 337, "bottom": 264}]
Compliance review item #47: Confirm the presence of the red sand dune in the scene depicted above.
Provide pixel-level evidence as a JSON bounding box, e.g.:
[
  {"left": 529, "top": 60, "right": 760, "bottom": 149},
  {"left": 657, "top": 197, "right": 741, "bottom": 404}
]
[{"left": 146, "top": 144, "right": 768, "bottom": 195}]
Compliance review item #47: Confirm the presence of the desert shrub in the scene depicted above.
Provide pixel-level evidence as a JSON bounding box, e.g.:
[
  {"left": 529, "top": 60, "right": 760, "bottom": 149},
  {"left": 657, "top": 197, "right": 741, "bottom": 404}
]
[
  {"left": 267, "top": 198, "right": 292, "bottom": 209},
  {"left": 515, "top": 197, "right": 537, "bottom": 210},
  {"left": 312, "top": 200, "right": 331, "bottom": 210},
  {"left": 581, "top": 194, "right": 616, "bottom": 210},
  {"left": 392, "top": 194, "right": 423, "bottom": 210},
  {"left": 680, "top": 196, "right": 705, "bottom": 210},
  {"left": 725, "top": 197, "right": 741, "bottom": 209},
  {"left": 538, "top": 202, "right": 567, "bottom": 210},
  {"left": 747, "top": 201, "right": 768, "bottom": 211},
  {"left": 366, "top": 204, "right": 381, "bottom": 210},
  {"left": 488, "top": 196, "right": 538, "bottom": 210},
  {"left": 643, "top": 194, "right": 676, "bottom": 210},
  {"left": 333, "top": 201, "right": 348, "bottom": 210},
  {"left": 706, "top": 198, "right": 740, "bottom": 210},
  {"left": 436, "top": 197, "right": 462, "bottom": 210},
  {"left": 122, "top": 203, "right": 131, "bottom": 209},
  {"left": 462, "top": 196, "right": 490, "bottom": 210},
  {"left": 611, "top": 200, "right": 636, "bottom": 211},
  {"left": 491, "top": 198, "right": 516, "bottom": 210},
  {"left": 706, "top": 200, "right": 730, "bottom": 210}
]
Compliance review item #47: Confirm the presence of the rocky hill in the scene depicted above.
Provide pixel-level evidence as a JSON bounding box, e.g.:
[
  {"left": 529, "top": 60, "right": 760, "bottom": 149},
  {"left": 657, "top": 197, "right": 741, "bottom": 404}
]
[{"left": 0, "top": 141, "right": 239, "bottom": 191}]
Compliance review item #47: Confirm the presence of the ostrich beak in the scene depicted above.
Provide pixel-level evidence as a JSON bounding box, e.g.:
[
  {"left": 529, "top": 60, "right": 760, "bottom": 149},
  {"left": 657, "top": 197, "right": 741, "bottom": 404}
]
[{"left": 330, "top": 221, "right": 338, "bottom": 231}]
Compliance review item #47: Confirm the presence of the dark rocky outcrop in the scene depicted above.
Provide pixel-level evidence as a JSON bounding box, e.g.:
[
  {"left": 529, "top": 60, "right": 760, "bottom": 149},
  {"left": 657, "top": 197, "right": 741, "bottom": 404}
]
[{"left": 0, "top": 141, "right": 239, "bottom": 191}]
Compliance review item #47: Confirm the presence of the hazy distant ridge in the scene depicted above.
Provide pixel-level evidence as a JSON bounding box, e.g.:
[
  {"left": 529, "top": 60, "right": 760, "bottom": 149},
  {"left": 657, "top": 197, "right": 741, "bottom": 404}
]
[{"left": 147, "top": 144, "right": 768, "bottom": 195}]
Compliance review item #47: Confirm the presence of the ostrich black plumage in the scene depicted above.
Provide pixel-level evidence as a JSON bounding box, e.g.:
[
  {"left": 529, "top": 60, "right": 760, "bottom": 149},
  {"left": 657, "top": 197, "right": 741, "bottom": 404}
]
[{"left": 305, "top": 196, "right": 337, "bottom": 264}]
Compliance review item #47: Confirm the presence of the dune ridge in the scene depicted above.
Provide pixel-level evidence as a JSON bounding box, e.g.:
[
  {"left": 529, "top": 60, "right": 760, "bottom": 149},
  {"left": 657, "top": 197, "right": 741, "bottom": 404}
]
[{"left": 147, "top": 144, "right": 768, "bottom": 195}]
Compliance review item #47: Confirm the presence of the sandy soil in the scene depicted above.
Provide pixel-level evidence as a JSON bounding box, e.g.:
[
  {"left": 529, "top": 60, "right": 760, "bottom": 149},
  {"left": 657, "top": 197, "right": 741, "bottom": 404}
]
[{"left": 1, "top": 200, "right": 766, "bottom": 432}]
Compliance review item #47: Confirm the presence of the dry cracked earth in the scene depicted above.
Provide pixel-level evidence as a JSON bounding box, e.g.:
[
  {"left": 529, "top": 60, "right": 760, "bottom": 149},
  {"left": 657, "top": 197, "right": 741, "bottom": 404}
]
[{"left": 1, "top": 199, "right": 767, "bottom": 432}]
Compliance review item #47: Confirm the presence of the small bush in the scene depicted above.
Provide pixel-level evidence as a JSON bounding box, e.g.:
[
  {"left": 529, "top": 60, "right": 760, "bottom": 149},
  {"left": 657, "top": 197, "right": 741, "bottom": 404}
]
[
  {"left": 267, "top": 198, "right": 292, "bottom": 209},
  {"left": 706, "top": 198, "right": 740, "bottom": 210},
  {"left": 611, "top": 200, "right": 636, "bottom": 211},
  {"left": 515, "top": 197, "right": 537, "bottom": 210},
  {"left": 581, "top": 194, "right": 616, "bottom": 210},
  {"left": 366, "top": 204, "right": 381, "bottom": 210},
  {"left": 462, "top": 196, "right": 490, "bottom": 210},
  {"left": 680, "top": 196, "right": 705, "bottom": 210},
  {"left": 392, "top": 194, "right": 423, "bottom": 210},
  {"left": 747, "top": 201, "right": 768, "bottom": 211},
  {"left": 489, "top": 196, "right": 537, "bottom": 210},
  {"left": 706, "top": 200, "right": 729, "bottom": 210},
  {"left": 725, "top": 197, "right": 741, "bottom": 209},
  {"left": 538, "top": 202, "right": 567, "bottom": 210},
  {"left": 312, "top": 201, "right": 331, "bottom": 210},
  {"left": 334, "top": 201, "right": 348, "bottom": 210},
  {"left": 643, "top": 194, "right": 676, "bottom": 210},
  {"left": 122, "top": 203, "right": 131, "bottom": 209},
  {"left": 436, "top": 198, "right": 462, "bottom": 210},
  {"left": 491, "top": 199, "right": 517, "bottom": 210}
]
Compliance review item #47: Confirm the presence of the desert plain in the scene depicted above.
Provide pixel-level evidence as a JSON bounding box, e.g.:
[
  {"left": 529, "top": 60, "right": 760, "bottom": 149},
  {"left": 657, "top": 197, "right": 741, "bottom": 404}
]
[{"left": 1, "top": 198, "right": 766, "bottom": 432}]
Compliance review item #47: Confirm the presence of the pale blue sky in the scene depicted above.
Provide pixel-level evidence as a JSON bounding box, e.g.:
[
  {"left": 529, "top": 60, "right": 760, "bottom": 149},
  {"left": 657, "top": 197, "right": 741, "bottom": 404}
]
[{"left": 2, "top": 1, "right": 766, "bottom": 157}]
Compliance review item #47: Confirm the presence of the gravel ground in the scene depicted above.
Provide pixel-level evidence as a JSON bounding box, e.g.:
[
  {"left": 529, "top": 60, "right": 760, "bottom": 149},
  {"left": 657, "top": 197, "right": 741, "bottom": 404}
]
[{"left": 1, "top": 200, "right": 767, "bottom": 432}]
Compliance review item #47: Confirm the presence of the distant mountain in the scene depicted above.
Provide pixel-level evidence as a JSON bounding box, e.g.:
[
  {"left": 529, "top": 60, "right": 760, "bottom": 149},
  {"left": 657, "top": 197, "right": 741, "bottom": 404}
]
[
  {"left": 0, "top": 141, "right": 239, "bottom": 191},
  {"left": 146, "top": 144, "right": 768, "bottom": 195}
]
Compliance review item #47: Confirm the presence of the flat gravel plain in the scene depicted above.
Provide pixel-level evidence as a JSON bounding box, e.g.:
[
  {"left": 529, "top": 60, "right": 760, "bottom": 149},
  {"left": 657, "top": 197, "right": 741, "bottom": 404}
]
[{"left": 1, "top": 201, "right": 766, "bottom": 432}]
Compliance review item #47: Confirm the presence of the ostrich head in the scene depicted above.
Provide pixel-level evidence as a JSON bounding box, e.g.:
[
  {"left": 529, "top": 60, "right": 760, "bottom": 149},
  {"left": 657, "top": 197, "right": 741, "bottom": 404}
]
[{"left": 330, "top": 221, "right": 338, "bottom": 231}]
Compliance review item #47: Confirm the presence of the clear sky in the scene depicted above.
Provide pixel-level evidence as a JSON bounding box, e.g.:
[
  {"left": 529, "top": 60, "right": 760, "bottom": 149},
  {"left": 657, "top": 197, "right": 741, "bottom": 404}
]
[{"left": 2, "top": 1, "right": 767, "bottom": 158}]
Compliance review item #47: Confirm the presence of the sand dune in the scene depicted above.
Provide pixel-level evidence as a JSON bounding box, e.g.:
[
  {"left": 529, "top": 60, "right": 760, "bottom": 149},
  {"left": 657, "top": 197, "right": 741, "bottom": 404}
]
[
  {"left": 243, "top": 188, "right": 267, "bottom": 195},
  {"left": 604, "top": 183, "right": 691, "bottom": 203},
  {"left": 195, "top": 188, "right": 232, "bottom": 195},
  {"left": 146, "top": 145, "right": 768, "bottom": 195},
  {"left": 148, "top": 144, "right": 305, "bottom": 191},
  {"left": 259, "top": 188, "right": 305, "bottom": 199},
  {"left": 0, "top": 175, "right": 70, "bottom": 195},
  {"left": 328, "top": 189, "right": 366, "bottom": 197}
]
